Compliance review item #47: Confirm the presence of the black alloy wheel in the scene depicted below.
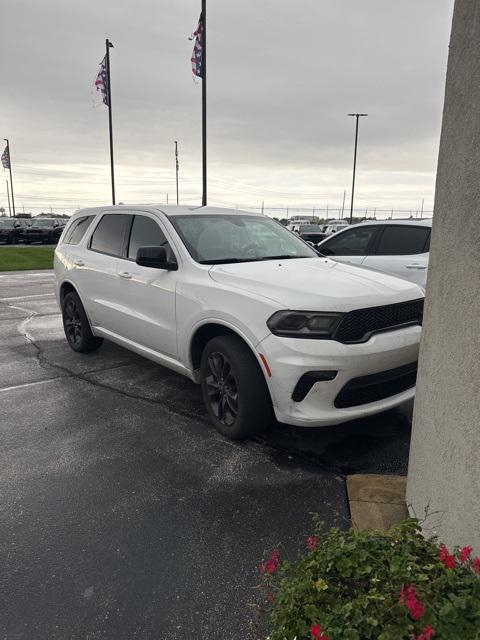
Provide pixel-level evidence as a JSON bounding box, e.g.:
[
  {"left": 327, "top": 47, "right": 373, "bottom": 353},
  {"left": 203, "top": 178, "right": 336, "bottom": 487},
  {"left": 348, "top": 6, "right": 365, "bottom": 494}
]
[
  {"left": 62, "top": 291, "right": 103, "bottom": 353},
  {"left": 63, "top": 297, "right": 83, "bottom": 348},
  {"left": 200, "top": 335, "right": 273, "bottom": 439},
  {"left": 205, "top": 351, "right": 239, "bottom": 427}
]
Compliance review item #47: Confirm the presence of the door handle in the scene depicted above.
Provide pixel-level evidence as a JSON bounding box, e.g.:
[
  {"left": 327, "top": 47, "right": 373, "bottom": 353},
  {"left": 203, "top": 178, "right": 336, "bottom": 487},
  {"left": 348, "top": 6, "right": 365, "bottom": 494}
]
[
  {"left": 118, "top": 271, "right": 133, "bottom": 279},
  {"left": 405, "top": 263, "right": 427, "bottom": 270},
  {"left": 73, "top": 259, "right": 84, "bottom": 267}
]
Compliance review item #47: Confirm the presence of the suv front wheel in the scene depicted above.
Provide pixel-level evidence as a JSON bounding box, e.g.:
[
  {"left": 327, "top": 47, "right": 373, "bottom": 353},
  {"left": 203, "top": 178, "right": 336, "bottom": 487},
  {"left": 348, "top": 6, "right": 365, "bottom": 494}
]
[
  {"left": 62, "top": 291, "right": 103, "bottom": 353},
  {"left": 200, "top": 335, "right": 273, "bottom": 439}
]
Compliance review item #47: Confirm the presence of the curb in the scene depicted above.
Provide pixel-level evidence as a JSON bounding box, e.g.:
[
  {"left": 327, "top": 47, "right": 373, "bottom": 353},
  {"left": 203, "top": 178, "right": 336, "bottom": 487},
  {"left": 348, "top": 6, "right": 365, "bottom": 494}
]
[{"left": 346, "top": 474, "right": 408, "bottom": 530}]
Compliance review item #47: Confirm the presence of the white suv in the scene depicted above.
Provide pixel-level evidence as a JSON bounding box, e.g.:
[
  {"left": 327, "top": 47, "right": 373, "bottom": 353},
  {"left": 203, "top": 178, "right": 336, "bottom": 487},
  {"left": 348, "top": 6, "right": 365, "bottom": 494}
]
[{"left": 54, "top": 206, "right": 424, "bottom": 439}]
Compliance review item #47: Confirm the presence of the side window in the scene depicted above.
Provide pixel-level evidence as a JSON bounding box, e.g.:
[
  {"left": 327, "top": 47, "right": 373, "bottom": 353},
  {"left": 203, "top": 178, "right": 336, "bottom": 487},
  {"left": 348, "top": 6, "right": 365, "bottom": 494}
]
[
  {"left": 375, "top": 226, "right": 431, "bottom": 256},
  {"left": 320, "top": 227, "right": 378, "bottom": 256},
  {"left": 89, "top": 214, "right": 131, "bottom": 257},
  {"left": 63, "top": 216, "right": 94, "bottom": 245},
  {"left": 127, "top": 215, "right": 175, "bottom": 262}
]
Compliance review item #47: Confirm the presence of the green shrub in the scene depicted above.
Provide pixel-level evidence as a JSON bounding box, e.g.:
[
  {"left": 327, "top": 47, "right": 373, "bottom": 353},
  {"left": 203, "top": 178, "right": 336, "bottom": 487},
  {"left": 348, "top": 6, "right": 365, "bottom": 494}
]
[{"left": 260, "top": 519, "right": 480, "bottom": 640}]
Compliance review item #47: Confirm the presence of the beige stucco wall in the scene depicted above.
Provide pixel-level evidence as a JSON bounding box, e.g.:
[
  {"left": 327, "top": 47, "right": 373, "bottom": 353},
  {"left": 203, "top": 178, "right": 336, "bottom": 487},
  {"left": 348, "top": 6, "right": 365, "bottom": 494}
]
[{"left": 407, "top": 0, "right": 480, "bottom": 550}]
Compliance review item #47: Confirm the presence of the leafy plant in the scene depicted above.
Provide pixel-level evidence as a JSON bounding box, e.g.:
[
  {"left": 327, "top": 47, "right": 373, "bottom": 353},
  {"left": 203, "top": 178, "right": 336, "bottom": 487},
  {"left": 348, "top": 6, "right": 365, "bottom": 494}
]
[{"left": 260, "top": 519, "right": 480, "bottom": 640}]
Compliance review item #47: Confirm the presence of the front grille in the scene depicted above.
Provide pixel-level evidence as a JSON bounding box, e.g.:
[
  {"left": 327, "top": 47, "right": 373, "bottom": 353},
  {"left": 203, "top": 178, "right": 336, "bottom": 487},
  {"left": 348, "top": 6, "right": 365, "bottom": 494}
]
[
  {"left": 334, "top": 362, "right": 418, "bottom": 408},
  {"left": 333, "top": 298, "right": 424, "bottom": 344}
]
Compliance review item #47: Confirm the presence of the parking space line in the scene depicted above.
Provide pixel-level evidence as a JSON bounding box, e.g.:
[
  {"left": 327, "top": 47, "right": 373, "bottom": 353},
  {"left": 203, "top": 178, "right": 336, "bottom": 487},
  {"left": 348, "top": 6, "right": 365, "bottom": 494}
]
[
  {"left": 0, "top": 293, "right": 55, "bottom": 302},
  {"left": 0, "top": 377, "right": 67, "bottom": 393}
]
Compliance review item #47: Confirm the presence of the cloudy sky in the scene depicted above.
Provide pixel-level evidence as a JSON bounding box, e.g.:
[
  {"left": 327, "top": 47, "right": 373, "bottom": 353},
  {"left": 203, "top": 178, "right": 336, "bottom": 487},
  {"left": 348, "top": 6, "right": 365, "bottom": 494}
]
[{"left": 1, "top": 0, "right": 453, "bottom": 217}]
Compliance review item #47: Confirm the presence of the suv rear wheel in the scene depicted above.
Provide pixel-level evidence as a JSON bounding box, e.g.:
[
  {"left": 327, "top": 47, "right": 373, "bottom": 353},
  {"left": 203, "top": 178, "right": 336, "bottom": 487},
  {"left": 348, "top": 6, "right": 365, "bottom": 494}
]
[
  {"left": 62, "top": 291, "right": 103, "bottom": 353},
  {"left": 200, "top": 335, "right": 273, "bottom": 439}
]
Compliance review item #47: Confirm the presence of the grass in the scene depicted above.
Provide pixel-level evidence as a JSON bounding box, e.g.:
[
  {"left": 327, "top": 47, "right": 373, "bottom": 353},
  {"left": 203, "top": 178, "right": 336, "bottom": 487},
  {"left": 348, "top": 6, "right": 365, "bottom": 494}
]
[{"left": 0, "top": 246, "right": 55, "bottom": 272}]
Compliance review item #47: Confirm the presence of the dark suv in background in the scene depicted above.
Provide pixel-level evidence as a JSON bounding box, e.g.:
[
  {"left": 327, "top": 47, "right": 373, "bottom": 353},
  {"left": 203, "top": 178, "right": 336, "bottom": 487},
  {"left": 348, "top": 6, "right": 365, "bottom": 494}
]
[
  {"left": 0, "top": 218, "right": 29, "bottom": 244},
  {"left": 23, "top": 218, "right": 66, "bottom": 244}
]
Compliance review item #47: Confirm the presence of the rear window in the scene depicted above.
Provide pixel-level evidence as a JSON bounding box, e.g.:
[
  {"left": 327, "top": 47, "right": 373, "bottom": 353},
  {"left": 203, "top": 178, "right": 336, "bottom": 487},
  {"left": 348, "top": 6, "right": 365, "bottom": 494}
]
[
  {"left": 375, "top": 226, "right": 430, "bottom": 256},
  {"left": 63, "top": 216, "right": 94, "bottom": 245},
  {"left": 89, "top": 214, "right": 131, "bottom": 257}
]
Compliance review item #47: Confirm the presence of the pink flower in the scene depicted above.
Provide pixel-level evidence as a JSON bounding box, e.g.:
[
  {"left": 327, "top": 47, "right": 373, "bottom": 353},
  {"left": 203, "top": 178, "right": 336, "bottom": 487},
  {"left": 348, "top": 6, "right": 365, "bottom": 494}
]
[
  {"left": 306, "top": 536, "right": 319, "bottom": 551},
  {"left": 398, "top": 585, "right": 425, "bottom": 621},
  {"left": 473, "top": 557, "right": 480, "bottom": 573},
  {"left": 439, "top": 544, "right": 456, "bottom": 569},
  {"left": 260, "top": 549, "right": 281, "bottom": 575},
  {"left": 460, "top": 546, "right": 473, "bottom": 564},
  {"left": 310, "top": 624, "right": 330, "bottom": 640},
  {"left": 417, "top": 624, "right": 435, "bottom": 640}
]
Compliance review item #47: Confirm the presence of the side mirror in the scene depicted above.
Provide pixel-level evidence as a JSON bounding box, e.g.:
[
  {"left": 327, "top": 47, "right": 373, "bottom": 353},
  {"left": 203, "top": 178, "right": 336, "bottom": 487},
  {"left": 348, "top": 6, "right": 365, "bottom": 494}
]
[{"left": 136, "top": 246, "right": 178, "bottom": 270}]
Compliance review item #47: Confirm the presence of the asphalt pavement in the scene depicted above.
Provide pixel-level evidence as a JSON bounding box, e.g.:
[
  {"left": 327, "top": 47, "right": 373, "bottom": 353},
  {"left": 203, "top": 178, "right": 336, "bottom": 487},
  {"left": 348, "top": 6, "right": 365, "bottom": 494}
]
[{"left": 0, "top": 270, "right": 413, "bottom": 640}]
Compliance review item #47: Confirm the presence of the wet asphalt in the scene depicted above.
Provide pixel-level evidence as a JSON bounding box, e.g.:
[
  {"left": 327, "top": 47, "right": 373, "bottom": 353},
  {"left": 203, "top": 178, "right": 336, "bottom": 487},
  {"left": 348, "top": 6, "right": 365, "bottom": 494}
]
[{"left": 0, "top": 270, "right": 413, "bottom": 640}]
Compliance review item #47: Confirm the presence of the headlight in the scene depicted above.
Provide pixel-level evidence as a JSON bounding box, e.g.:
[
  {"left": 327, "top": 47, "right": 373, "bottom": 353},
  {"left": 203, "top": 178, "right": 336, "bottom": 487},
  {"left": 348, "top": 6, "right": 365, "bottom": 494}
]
[{"left": 267, "top": 310, "right": 344, "bottom": 338}]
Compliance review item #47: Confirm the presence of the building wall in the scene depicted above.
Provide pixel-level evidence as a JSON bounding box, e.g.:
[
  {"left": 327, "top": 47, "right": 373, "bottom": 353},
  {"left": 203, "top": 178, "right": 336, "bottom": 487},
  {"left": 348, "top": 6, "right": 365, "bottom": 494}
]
[{"left": 407, "top": 0, "right": 480, "bottom": 550}]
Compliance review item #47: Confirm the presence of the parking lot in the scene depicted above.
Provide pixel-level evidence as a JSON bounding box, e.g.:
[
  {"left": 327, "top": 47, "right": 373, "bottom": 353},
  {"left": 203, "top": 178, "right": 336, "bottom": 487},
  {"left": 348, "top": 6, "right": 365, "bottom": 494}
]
[{"left": 0, "top": 270, "right": 413, "bottom": 640}]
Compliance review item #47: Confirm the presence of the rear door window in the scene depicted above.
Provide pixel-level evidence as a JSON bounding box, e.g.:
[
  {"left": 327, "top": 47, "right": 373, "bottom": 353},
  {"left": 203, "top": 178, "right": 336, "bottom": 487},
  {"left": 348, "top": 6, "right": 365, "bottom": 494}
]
[
  {"left": 374, "top": 226, "right": 431, "bottom": 255},
  {"left": 63, "top": 216, "right": 95, "bottom": 245},
  {"left": 89, "top": 214, "right": 131, "bottom": 257},
  {"left": 320, "top": 226, "right": 379, "bottom": 256}
]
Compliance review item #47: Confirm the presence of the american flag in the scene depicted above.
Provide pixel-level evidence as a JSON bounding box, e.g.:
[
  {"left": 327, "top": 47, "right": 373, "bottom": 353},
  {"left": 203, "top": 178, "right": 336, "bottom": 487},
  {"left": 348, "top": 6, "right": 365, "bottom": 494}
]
[
  {"left": 1, "top": 145, "right": 10, "bottom": 170},
  {"left": 190, "top": 13, "right": 204, "bottom": 78},
  {"left": 94, "top": 56, "right": 109, "bottom": 106}
]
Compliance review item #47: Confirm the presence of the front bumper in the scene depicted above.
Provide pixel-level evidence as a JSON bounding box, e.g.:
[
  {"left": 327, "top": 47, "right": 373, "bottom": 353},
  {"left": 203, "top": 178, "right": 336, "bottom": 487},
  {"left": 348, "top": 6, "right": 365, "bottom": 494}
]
[{"left": 257, "top": 325, "right": 421, "bottom": 427}]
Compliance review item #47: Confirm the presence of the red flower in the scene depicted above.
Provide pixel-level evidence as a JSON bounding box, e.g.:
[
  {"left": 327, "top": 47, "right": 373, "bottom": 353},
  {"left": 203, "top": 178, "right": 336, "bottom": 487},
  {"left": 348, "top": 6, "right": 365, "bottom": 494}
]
[
  {"left": 460, "top": 546, "right": 473, "bottom": 564},
  {"left": 266, "top": 592, "right": 276, "bottom": 604},
  {"left": 306, "top": 536, "right": 319, "bottom": 551},
  {"left": 398, "top": 585, "right": 425, "bottom": 621},
  {"left": 439, "top": 544, "right": 456, "bottom": 569},
  {"left": 260, "top": 549, "right": 281, "bottom": 575},
  {"left": 417, "top": 624, "right": 435, "bottom": 640},
  {"left": 473, "top": 557, "right": 480, "bottom": 573},
  {"left": 310, "top": 624, "right": 330, "bottom": 640}
]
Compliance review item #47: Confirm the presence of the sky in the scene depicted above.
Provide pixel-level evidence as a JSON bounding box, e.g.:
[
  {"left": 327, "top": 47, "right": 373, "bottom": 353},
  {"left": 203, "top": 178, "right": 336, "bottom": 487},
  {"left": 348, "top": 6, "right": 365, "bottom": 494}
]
[{"left": 0, "top": 0, "right": 454, "bottom": 218}]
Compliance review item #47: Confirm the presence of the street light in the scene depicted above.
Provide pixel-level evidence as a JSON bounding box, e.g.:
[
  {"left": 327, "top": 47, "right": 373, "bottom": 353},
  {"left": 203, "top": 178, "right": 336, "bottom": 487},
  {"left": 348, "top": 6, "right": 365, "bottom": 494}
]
[{"left": 347, "top": 113, "right": 368, "bottom": 224}]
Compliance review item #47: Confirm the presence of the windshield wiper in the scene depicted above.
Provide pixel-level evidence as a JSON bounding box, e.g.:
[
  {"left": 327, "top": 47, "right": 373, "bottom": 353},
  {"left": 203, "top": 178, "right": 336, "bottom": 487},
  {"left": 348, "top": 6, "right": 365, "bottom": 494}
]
[
  {"left": 199, "top": 255, "right": 310, "bottom": 265},
  {"left": 199, "top": 258, "right": 256, "bottom": 265},
  {"left": 257, "top": 255, "right": 304, "bottom": 261}
]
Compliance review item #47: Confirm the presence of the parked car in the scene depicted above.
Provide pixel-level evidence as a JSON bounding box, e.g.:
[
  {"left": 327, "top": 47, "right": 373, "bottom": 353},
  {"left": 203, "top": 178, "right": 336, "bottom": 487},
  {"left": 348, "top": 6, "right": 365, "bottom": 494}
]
[
  {"left": 316, "top": 219, "right": 432, "bottom": 288},
  {"left": 0, "top": 218, "right": 29, "bottom": 244},
  {"left": 24, "top": 218, "right": 66, "bottom": 244},
  {"left": 323, "top": 222, "right": 350, "bottom": 235},
  {"left": 291, "top": 224, "right": 327, "bottom": 245},
  {"left": 54, "top": 206, "right": 424, "bottom": 439}
]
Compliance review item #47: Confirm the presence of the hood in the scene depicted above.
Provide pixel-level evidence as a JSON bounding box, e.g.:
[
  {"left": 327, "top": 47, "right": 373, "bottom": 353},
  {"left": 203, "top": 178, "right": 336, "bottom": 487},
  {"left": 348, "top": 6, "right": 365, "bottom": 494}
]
[{"left": 208, "top": 257, "right": 423, "bottom": 312}]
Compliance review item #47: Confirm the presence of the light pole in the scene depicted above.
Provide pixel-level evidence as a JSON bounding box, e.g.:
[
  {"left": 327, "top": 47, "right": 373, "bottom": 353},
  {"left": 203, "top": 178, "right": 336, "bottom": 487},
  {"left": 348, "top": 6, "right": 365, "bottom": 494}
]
[
  {"left": 347, "top": 113, "right": 368, "bottom": 224},
  {"left": 174, "top": 141, "right": 179, "bottom": 205}
]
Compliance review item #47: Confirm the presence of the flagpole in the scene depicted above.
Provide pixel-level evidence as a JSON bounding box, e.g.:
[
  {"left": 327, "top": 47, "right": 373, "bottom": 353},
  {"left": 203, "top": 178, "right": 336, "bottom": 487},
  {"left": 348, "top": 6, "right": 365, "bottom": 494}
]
[
  {"left": 6, "top": 180, "right": 11, "bottom": 217},
  {"left": 105, "top": 39, "right": 116, "bottom": 205},
  {"left": 174, "top": 141, "right": 180, "bottom": 205},
  {"left": 201, "top": 0, "right": 207, "bottom": 207},
  {"left": 3, "top": 139, "right": 15, "bottom": 217}
]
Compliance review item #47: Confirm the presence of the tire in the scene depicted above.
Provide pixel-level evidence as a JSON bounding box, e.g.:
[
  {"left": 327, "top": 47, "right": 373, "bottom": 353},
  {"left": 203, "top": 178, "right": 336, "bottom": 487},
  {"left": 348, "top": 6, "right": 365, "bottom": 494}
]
[
  {"left": 62, "top": 291, "right": 103, "bottom": 353},
  {"left": 200, "top": 335, "right": 273, "bottom": 439}
]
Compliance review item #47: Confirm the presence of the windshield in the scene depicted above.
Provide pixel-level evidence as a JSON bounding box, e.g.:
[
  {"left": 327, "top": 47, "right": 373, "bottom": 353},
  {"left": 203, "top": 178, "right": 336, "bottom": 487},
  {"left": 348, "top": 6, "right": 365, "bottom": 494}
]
[
  {"left": 31, "top": 219, "right": 55, "bottom": 227},
  {"left": 0, "top": 219, "right": 15, "bottom": 228},
  {"left": 299, "top": 224, "right": 323, "bottom": 232},
  {"left": 170, "top": 214, "right": 318, "bottom": 264}
]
